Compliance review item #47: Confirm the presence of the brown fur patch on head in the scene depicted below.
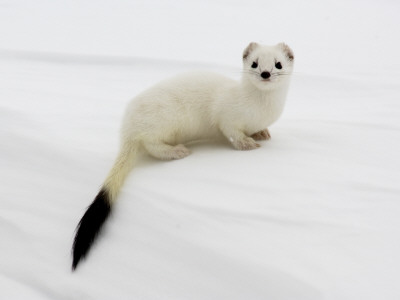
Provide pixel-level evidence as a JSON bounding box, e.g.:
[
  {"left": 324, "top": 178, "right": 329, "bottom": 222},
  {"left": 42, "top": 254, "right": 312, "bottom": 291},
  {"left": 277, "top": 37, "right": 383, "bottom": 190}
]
[
  {"left": 243, "top": 42, "right": 259, "bottom": 60},
  {"left": 277, "top": 42, "right": 294, "bottom": 61}
]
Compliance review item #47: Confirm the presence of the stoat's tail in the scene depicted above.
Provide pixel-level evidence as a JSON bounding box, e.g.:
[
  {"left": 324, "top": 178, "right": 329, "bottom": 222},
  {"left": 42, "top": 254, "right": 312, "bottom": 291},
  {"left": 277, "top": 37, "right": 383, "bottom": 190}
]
[{"left": 72, "top": 141, "right": 138, "bottom": 270}]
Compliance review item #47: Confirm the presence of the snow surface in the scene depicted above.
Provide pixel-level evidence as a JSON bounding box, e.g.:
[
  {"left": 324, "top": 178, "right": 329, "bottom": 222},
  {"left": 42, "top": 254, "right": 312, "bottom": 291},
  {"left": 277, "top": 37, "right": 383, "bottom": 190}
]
[{"left": 1, "top": 0, "right": 400, "bottom": 299}]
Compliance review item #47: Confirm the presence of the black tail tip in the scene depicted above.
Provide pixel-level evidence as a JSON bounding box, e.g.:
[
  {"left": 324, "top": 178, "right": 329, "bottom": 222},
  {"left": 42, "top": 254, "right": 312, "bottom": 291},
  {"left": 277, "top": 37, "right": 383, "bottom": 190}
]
[
  {"left": 72, "top": 258, "right": 79, "bottom": 271},
  {"left": 71, "top": 189, "right": 111, "bottom": 271}
]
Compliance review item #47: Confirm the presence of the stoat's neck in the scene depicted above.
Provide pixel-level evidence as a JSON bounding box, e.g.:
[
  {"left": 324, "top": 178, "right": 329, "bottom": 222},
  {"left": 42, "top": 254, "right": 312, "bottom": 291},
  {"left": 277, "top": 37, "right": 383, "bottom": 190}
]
[{"left": 239, "top": 76, "right": 271, "bottom": 102}]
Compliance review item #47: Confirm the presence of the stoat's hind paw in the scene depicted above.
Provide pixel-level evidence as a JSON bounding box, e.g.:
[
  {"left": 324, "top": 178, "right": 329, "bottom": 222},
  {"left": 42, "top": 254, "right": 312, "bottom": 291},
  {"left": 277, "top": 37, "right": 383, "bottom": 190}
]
[
  {"left": 144, "top": 142, "right": 191, "bottom": 160},
  {"left": 171, "top": 144, "right": 191, "bottom": 159}
]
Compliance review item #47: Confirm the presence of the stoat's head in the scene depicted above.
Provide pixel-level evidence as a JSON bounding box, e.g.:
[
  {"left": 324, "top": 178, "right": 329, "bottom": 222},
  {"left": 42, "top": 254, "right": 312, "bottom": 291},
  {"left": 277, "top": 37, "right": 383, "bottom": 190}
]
[{"left": 242, "top": 42, "right": 294, "bottom": 90}]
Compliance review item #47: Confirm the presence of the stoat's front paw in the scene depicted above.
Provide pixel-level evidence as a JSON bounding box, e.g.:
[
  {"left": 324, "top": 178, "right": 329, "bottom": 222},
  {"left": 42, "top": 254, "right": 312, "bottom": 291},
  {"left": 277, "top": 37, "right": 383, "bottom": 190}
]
[
  {"left": 251, "top": 129, "right": 271, "bottom": 141},
  {"left": 232, "top": 137, "right": 260, "bottom": 151}
]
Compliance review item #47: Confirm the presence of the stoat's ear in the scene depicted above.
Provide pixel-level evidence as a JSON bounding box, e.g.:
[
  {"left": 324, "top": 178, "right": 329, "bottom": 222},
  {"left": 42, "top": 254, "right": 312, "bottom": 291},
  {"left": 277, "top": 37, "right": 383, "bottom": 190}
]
[
  {"left": 277, "top": 42, "right": 294, "bottom": 61},
  {"left": 243, "top": 42, "right": 259, "bottom": 60}
]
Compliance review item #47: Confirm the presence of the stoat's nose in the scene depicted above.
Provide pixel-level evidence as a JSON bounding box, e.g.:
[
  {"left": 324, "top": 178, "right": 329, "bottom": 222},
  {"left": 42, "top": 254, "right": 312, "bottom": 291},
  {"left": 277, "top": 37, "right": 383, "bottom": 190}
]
[{"left": 261, "top": 72, "right": 271, "bottom": 79}]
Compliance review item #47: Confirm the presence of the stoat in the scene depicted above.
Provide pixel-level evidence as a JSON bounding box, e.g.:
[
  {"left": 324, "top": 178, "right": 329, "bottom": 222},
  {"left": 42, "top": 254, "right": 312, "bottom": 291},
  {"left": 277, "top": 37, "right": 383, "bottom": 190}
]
[{"left": 71, "top": 42, "right": 294, "bottom": 270}]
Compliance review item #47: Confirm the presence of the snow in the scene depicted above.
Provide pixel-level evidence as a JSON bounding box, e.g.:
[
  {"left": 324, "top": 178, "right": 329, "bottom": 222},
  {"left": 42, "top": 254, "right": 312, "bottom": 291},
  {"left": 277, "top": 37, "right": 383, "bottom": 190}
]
[{"left": 1, "top": 0, "right": 400, "bottom": 299}]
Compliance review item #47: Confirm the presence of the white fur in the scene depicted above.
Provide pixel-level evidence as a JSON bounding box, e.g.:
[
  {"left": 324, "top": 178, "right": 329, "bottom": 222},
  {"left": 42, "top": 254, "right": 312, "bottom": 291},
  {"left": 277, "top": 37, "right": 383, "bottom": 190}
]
[{"left": 104, "top": 42, "right": 294, "bottom": 203}]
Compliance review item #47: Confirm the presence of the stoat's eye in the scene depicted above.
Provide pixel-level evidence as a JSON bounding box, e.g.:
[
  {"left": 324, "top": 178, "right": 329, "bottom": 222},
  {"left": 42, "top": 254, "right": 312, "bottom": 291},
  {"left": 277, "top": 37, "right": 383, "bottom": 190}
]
[
  {"left": 275, "top": 62, "right": 282, "bottom": 69},
  {"left": 251, "top": 62, "right": 258, "bottom": 68}
]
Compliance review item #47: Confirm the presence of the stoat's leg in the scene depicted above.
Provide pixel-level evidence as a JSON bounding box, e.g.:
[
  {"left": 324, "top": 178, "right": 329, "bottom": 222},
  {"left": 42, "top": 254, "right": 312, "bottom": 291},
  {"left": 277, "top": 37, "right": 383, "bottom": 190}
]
[
  {"left": 220, "top": 126, "right": 260, "bottom": 150},
  {"left": 143, "top": 141, "right": 191, "bottom": 160},
  {"left": 250, "top": 129, "right": 271, "bottom": 141}
]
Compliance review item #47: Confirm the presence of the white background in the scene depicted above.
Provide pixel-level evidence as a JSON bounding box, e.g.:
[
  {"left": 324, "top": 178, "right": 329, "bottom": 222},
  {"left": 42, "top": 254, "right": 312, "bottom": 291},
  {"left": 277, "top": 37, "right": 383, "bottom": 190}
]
[{"left": 1, "top": 0, "right": 400, "bottom": 299}]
